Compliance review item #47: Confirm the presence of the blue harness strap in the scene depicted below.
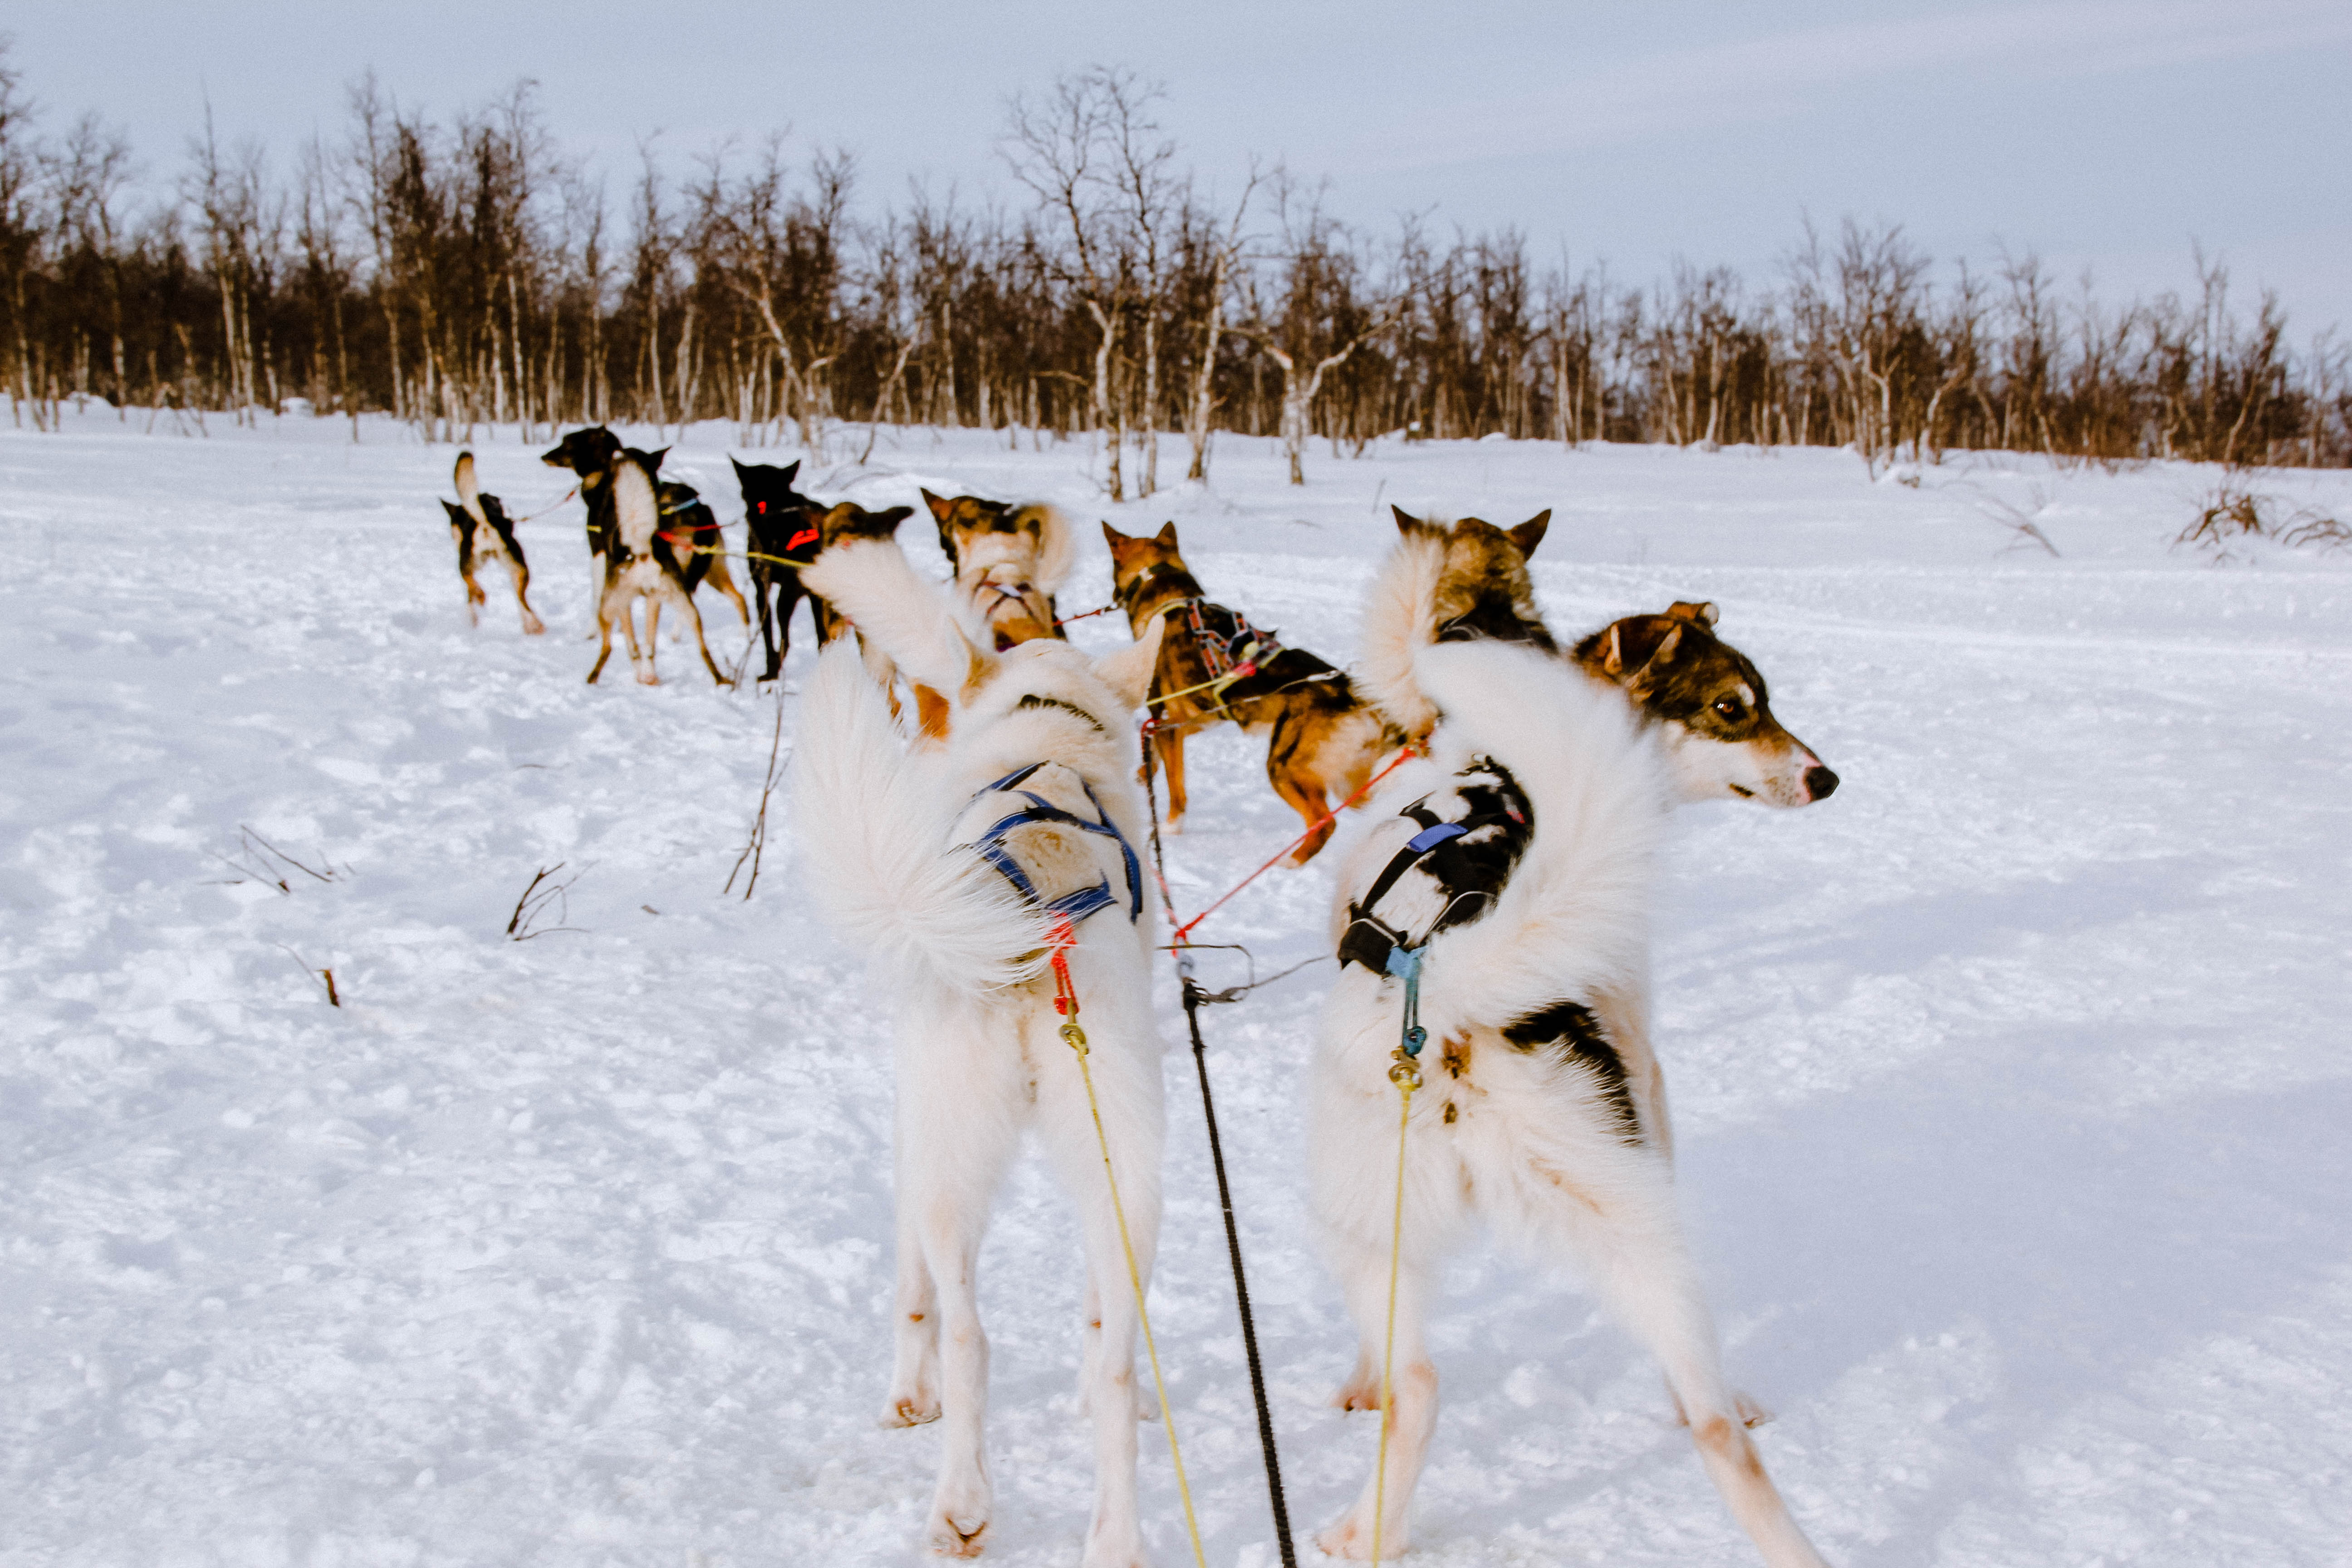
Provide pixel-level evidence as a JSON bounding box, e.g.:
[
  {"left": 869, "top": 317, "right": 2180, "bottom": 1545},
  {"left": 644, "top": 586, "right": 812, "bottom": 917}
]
[{"left": 969, "top": 763, "right": 1144, "bottom": 924}]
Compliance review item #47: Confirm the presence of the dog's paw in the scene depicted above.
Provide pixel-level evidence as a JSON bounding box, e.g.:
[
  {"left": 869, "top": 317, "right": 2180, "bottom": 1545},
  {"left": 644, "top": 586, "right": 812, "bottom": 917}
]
[
  {"left": 881, "top": 1392, "right": 942, "bottom": 1428},
  {"left": 1331, "top": 1360, "right": 1381, "bottom": 1411},
  {"left": 1316, "top": 1514, "right": 1399, "bottom": 1561},
  {"left": 926, "top": 1496, "right": 991, "bottom": 1558}
]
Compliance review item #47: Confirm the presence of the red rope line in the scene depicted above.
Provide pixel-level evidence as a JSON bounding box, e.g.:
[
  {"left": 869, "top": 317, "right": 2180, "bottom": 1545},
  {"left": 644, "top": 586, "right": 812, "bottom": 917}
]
[{"left": 1162, "top": 736, "right": 1425, "bottom": 946}]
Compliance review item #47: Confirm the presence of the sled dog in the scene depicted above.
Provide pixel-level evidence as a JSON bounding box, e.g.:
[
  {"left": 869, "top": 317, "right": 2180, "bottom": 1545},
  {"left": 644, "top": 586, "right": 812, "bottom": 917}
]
[
  {"left": 1360, "top": 508, "right": 1837, "bottom": 810},
  {"left": 922, "top": 489, "right": 1074, "bottom": 649},
  {"left": 540, "top": 426, "right": 749, "bottom": 635},
  {"left": 442, "top": 451, "right": 544, "bottom": 634},
  {"left": 732, "top": 457, "right": 827, "bottom": 683},
  {"left": 1102, "top": 521, "right": 1408, "bottom": 865},
  {"left": 583, "top": 450, "right": 733, "bottom": 687},
  {"left": 795, "top": 537, "right": 1168, "bottom": 1566},
  {"left": 1307, "top": 513, "right": 1835, "bottom": 1565}
]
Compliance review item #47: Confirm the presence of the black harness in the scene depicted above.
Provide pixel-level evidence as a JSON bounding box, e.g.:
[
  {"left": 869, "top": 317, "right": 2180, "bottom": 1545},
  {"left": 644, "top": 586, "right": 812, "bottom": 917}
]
[{"left": 1337, "top": 758, "right": 1534, "bottom": 977}]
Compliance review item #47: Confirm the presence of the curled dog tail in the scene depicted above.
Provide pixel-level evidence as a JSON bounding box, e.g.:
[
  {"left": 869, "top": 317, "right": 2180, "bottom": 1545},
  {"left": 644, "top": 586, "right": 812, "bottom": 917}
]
[
  {"left": 793, "top": 640, "right": 1045, "bottom": 990},
  {"left": 454, "top": 451, "right": 488, "bottom": 528},
  {"left": 1011, "top": 502, "right": 1075, "bottom": 597}
]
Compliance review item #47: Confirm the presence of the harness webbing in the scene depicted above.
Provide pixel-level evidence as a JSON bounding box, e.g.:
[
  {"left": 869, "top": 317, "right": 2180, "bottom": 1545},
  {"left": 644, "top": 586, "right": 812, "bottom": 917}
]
[
  {"left": 1338, "top": 760, "right": 1533, "bottom": 977},
  {"left": 968, "top": 762, "right": 1144, "bottom": 923}
]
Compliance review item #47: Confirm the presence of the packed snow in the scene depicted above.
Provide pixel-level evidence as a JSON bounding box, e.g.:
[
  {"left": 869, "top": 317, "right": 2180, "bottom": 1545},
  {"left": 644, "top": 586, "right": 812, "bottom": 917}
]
[{"left": 4, "top": 406, "right": 2349, "bottom": 1566}]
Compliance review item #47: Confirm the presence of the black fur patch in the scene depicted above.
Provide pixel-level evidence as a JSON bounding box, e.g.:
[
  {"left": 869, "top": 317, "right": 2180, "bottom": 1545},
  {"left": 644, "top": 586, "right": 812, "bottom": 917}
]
[
  {"left": 1504, "top": 1000, "right": 1640, "bottom": 1143},
  {"left": 1437, "top": 594, "right": 1558, "bottom": 650},
  {"left": 1338, "top": 757, "right": 1534, "bottom": 972},
  {"left": 1015, "top": 693, "right": 1105, "bottom": 731},
  {"left": 1407, "top": 761, "right": 1535, "bottom": 937}
]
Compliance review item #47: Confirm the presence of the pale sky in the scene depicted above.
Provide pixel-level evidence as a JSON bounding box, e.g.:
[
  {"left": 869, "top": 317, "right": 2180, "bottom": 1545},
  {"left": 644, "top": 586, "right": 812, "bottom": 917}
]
[{"left": 11, "top": 0, "right": 2351, "bottom": 333}]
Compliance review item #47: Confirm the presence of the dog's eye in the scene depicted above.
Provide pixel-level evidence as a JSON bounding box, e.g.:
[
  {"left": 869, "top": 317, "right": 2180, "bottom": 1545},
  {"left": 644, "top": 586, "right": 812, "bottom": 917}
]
[{"left": 1712, "top": 697, "right": 1744, "bottom": 719}]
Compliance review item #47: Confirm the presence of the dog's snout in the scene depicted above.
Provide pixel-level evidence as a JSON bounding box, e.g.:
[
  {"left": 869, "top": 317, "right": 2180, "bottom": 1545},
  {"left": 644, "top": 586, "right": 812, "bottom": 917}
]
[{"left": 1803, "top": 764, "right": 1839, "bottom": 801}]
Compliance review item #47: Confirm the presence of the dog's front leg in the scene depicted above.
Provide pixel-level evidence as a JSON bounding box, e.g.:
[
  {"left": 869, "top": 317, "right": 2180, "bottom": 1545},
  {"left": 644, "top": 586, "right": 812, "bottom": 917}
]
[{"left": 1039, "top": 1020, "right": 1163, "bottom": 1568}]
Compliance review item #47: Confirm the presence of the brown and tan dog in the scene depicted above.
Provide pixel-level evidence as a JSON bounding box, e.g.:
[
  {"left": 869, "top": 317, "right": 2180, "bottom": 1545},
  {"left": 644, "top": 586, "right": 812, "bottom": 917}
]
[
  {"left": 921, "top": 490, "right": 1072, "bottom": 652},
  {"left": 1573, "top": 600, "right": 1839, "bottom": 807},
  {"left": 1104, "top": 521, "right": 1406, "bottom": 865}
]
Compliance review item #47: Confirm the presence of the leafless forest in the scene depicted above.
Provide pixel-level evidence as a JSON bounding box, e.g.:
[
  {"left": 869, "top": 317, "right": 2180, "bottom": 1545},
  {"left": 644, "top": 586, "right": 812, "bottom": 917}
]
[{"left": 3, "top": 50, "right": 2345, "bottom": 485}]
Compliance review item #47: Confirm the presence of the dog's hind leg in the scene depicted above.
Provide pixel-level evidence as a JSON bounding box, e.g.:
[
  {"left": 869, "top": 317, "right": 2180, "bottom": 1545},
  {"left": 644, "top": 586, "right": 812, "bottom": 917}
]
[
  {"left": 1150, "top": 724, "right": 1190, "bottom": 833},
  {"left": 899, "top": 1017, "right": 1025, "bottom": 1559},
  {"left": 510, "top": 560, "right": 546, "bottom": 636},
  {"left": 1266, "top": 722, "right": 1336, "bottom": 866},
  {"left": 883, "top": 1089, "right": 943, "bottom": 1428},
  {"left": 1545, "top": 1162, "right": 1829, "bottom": 1568},
  {"left": 587, "top": 582, "right": 624, "bottom": 684},
  {"left": 1317, "top": 1235, "right": 1440, "bottom": 1561},
  {"left": 1036, "top": 997, "right": 1163, "bottom": 1568},
  {"left": 704, "top": 552, "right": 752, "bottom": 627},
  {"left": 674, "top": 586, "right": 733, "bottom": 687}
]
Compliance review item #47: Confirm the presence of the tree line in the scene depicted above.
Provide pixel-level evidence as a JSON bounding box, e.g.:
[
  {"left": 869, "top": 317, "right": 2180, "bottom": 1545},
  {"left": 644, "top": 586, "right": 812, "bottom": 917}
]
[{"left": 2, "top": 47, "right": 2344, "bottom": 487}]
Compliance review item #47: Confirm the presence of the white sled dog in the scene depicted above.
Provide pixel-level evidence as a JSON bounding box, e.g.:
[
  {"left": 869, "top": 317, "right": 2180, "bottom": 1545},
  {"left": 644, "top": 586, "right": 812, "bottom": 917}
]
[
  {"left": 795, "top": 538, "right": 1169, "bottom": 1567},
  {"left": 1308, "top": 521, "right": 1833, "bottom": 1565}
]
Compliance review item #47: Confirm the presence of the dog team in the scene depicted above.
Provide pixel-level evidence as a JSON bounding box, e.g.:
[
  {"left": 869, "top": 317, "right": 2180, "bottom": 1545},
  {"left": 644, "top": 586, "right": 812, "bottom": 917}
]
[{"left": 442, "top": 427, "right": 1842, "bottom": 1566}]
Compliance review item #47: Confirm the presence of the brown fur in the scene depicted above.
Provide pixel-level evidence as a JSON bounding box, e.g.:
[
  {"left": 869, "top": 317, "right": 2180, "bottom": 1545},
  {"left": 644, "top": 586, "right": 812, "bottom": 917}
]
[
  {"left": 1367, "top": 512, "right": 1835, "bottom": 807},
  {"left": 1572, "top": 601, "right": 1838, "bottom": 805},
  {"left": 802, "top": 503, "right": 930, "bottom": 730},
  {"left": 920, "top": 490, "right": 1068, "bottom": 651},
  {"left": 1104, "top": 521, "right": 1407, "bottom": 865},
  {"left": 447, "top": 452, "right": 545, "bottom": 636}
]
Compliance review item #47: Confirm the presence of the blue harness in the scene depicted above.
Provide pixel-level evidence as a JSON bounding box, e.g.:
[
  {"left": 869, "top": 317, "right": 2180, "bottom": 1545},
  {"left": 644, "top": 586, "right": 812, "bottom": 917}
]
[{"left": 968, "top": 763, "right": 1145, "bottom": 926}]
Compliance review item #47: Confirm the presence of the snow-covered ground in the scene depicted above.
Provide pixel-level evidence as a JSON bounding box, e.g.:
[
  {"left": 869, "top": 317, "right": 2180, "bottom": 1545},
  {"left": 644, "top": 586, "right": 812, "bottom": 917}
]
[{"left": 4, "top": 407, "right": 2349, "bottom": 1567}]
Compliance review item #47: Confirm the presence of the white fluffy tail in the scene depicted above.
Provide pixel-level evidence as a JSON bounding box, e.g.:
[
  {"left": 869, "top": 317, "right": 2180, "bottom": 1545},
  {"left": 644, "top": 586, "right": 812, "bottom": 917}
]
[
  {"left": 612, "top": 456, "right": 659, "bottom": 558},
  {"left": 793, "top": 640, "right": 1045, "bottom": 989},
  {"left": 801, "top": 538, "right": 985, "bottom": 694},
  {"left": 454, "top": 451, "right": 487, "bottom": 528},
  {"left": 1013, "top": 502, "right": 1075, "bottom": 597},
  {"left": 1410, "top": 641, "right": 1667, "bottom": 1035}
]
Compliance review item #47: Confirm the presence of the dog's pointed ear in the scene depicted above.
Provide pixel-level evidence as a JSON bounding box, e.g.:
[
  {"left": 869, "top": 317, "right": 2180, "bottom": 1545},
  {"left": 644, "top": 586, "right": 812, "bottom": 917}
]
[
  {"left": 730, "top": 456, "right": 749, "bottom": 480},
  {"left": 1627, "top": 623, "right": 1685, "bottom": 696},
  {"left": 954, "top": 622, "right": 999, "bottom": 703},
  {"left": 1509, "top": 510, "right": 1551, "bottom": 558},
  {"left": 920, "top": 487, "right": 955, "bottom": 524},
  {"left": 1155, "top": 522, "right": 1178, "bottom": 547},
  {"left": 779, "top": 460, "right": 800, "bottom": 485},
  {"left": 876, "top": 505, "right": 913, "bottom": 534},
  {"left": 1093, "top": 615, "right": 1165, "bottom": 712},
  {"left": 1392, "top": 505, "right": 1425, "bottom": 534},
  {"left": 1102, "top": 521, "right": 1132, "bottom": 549},
  {"left": 643, "top": 446, "right": 669, "bottom": 473},
  {"left": 1666, "top": 599, "right": 1719, "bottom": 628},
  {"left": 1598, "top": 622, "right": 1628, "bottom": 677},
  {"left": 440, "top": 500, "right": 467, "bottom": 525}
]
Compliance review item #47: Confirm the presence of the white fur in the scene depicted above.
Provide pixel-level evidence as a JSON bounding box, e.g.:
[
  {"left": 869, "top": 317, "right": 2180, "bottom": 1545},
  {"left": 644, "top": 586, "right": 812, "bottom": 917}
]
[
  {"left": 1352, "top": 524, "right": 1448, "bottom": 738},
  {"left": 792, "top": 586, "right": 1169, "bottom": 1568},
  {"left": 1308, "top": 637, "right": 1831, "bottom": 1567},
  {"left": 792, "top": 643, "right": 1044, "bottom": 990}
]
